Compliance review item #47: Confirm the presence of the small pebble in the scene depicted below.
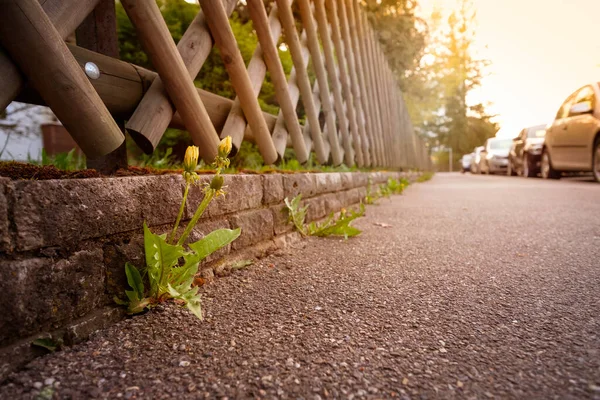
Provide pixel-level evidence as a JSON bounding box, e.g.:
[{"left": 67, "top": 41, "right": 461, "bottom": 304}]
[{"left": 33, "top": 382, "right": 43, "bottom": 390}]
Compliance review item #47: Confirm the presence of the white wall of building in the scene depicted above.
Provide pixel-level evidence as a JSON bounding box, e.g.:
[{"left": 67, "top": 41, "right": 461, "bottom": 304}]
[{"left": 0, "top": 102, "right": 57, "bottom": 162}]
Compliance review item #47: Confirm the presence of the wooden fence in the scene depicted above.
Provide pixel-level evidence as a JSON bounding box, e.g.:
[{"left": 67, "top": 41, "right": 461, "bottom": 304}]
[{"left": 0, "top": 0, "right": 431, "bottom": 173}]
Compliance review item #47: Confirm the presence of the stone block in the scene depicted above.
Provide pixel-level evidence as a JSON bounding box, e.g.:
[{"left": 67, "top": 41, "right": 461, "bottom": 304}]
[
  {"left": 0, "top": 249, "right": 104, "bottom": 346},
  {"left": 11, "top": 175, "right": 184, "bottom": 251},
  {"left": 322, "top": 193, "right": 342, "bottom": 216},
  {"left": 305, "top": 196, "right": 326, "bottom": 222},
  {"left": 271, "top": 204, "right": 292, "bottom": 236},
  {"left": 314, "top": 173, "right": 342, "bottom": 195},
  {"left": 0, "top": 178, "right": 10, "bottom": 253},
  {"left": 282, "top": 173, "right": 316, "bottom": 199},
  {"left": 187, "top": 175, "right": 263, "bottom": 218},
  {"left": 230, "top": 209, "right": 274, "bottom": 250},
  {"left": 262, "top": 175, "right": 284, "bottom": 205},
  {"left": 353, "top": 172, "right": 368, "bottom": 188},
  {"left": 340, "top": 172, "right": 355, "bottom": 189}
]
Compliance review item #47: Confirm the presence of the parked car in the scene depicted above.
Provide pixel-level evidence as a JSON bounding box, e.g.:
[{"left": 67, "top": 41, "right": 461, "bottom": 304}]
[
  {"left": 479, "top": 137, "right": 513, "bottom": 174},
  {"left": 461, "top": 153, "right": 473, "bottom": 173},
  {"left": 507, "top": 124, "right": 546, "bottom": 177},
  {"left": 542, "top": 82, "right": 600, "bottom": 182},
  {"left": 470, "top": 146, "right": 484, "bottom": 174}
]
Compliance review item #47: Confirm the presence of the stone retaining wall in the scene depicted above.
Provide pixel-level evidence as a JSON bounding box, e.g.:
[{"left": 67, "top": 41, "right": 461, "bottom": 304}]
[{"left": 0, "top": 170, "right": 419, "bottom": 379}]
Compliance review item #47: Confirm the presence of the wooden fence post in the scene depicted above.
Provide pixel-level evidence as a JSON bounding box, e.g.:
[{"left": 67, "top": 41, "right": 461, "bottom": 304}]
[
  {"left": 245, "top": 0, "right": 308, "bottom": 163},
  {"left": 0, "top": 0, "right": 102, "bottom": 113},
  {"left": 334, "top": 0, "right": 371, "bottom": 166},
  {"left": 358, "top": 9, "right": 386, "bottom": 168},
  {"left": 125, "top": 0, "right": 237, "bottom": 154},
  {"left": 121, "top": 0, "right": 221, "bottom": 163},
  {"left": 198, "top": 0, "right": 278, "bottom": 165},
  {"left": 76, "top": 0, "right": 128, "bottom": 173},
  {"left": 344, "top": 0, "right": 376, "bottom": 166},
  {"left": 314, "top": 0, "right": 353, "bottom": 166},
  {"left": 324, "top": 0, "right": 363, "bottom": 167},
  {"left": 296, "top": 0, "right": 343, "bottom": 166},
  {"left": 0, "top": 0, "right": 124, "bottom": 158},
  {"left": 275, "top": 0, "right": 329, "bottom": 165}
]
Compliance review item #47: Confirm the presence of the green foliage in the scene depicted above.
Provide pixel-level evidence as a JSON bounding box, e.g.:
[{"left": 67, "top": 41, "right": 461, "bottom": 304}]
[
  {"left": 118, "top": 141, "right": 239, "bottom": 319},
  {"left": 32, "top": 337, "right": 63, "bottom": 352},
  {"left": 284, "top": 195, "right": 309, "bottom": 235},
  {"left": 38, "top": 149, "right": 86, "bottom": 171},
  {"left": 137, "top": 148, "right": 178, "bottom": 169},
  {"left": 365, "top": 177, "right": 410, "bottom": 204},
  {"left": 416, "top": 172, "right": 434, "bottom": 182},
  {"left": 120, "top": 223, "right": 240, "bottom": 319},
  {"left": 284, "top": 194, "right": 364, "bottom": 239},
  {"left": 307, "top": 203, "right": 365, "bottom": 239}
]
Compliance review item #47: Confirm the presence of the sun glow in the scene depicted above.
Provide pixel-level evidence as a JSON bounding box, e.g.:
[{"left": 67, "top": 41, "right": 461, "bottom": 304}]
[{"left": 417, "top": 0, "right": 600, "bottom": 138}]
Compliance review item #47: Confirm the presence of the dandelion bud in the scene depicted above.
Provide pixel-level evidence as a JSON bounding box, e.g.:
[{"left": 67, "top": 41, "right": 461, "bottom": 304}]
[
  {"left": 218, "top": 136, "right": 233, "bottom": 158},
  {"left": 183, "top": 146, "right": 199, "bottom": 173},
  {"left": 210, "top": 174, "right": 224, "bottom": 191}
]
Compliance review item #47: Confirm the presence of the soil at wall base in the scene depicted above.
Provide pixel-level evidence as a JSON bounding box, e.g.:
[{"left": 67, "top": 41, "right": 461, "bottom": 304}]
[{"left": 0, "top": 161, "right": 381, "bottom": 180}]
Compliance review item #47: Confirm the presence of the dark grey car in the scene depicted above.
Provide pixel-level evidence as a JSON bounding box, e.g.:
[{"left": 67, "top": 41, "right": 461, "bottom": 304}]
[{"left": 508, "top": 124, "right": 546, "bottom": 177}]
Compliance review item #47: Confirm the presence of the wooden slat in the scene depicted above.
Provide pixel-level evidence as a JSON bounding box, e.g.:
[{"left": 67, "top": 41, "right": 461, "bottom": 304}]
[
  {"left": 313, "top": 0, "right": 353, "bottom": 166},
  {"left": 198, "top": 0, "right": 278, "bottom": 164},
  {"left": 296, "top": 0, "right": 343, "bottom": 166},
  {"left": 348, "top": 0, "right": 381, "bottom": 166},
  {"left": 0, "top": 0, "right": 124, "bottom": 158},
  {"left": 334, "top": 0, "right": 371, "bottom": 166},
  {"left": 270, "top": 30, "right": 314, "bottom": 158},
  {"left": 76, "top": 0, "right": 128, "bottom": 173},
  {"left": 121, "top": 0, "right": 220, "bottom": 163},
  {"left": 358, "top": 9, "right": 386, "bottom": 167},
  {"left": 275, "top": 0, "right": 328, "bottom": 164},
  {"left": 324, "top": 0, "right": 363, "bottom": 167},
  {"left": 246, "top": 1, "right": 308, "bottom": 162},
  {"left": 125, "top": 0, "right": 238, "bottom": 154},
  {"left": 0, "top": 0, "right": 101, "bottom": 112}
]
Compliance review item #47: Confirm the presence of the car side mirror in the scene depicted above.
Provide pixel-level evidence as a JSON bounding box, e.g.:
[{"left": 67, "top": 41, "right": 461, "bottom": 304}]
[{"left": 569, "top": 101, "right": 593, "bottom": 115}]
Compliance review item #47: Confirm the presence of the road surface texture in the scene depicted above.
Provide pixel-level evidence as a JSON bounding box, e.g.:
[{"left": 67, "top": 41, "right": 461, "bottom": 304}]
[{"left": 1, "top": 173, "right": 599, "bottom": 399}]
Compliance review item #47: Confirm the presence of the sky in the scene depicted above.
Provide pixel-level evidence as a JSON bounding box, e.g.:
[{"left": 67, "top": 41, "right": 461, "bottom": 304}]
[{"left": 416, "top": 0, "right": 600, "bottom": 138}]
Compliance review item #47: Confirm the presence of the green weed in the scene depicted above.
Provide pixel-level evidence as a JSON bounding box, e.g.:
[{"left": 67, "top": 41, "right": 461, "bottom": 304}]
[{"left": 116, "top": 137, "right": 240, "bottom": 320}]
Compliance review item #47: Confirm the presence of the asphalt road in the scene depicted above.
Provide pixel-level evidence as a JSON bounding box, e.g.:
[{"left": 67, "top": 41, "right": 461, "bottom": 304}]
[{"left": 1, "top": 173, "right": 599, "bottom": 399}]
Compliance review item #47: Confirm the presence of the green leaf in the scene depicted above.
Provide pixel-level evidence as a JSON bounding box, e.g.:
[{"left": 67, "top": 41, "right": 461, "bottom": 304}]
[
  {"left": 143, "top": 222, "right": 185, "bottom": 294},
  {"left": 188, "top": 228, "right": 241, "bottom": 260},
  {"left": 310, "top": 204, "right": 365, "bottom": 239},
  {"left": 125, "top": 262, "right": 144, "bottom": 298},
  {"left": 284, "top": 195, "right": 308, "bottom": 235},
  {"left": 169, "top": 252, "right": 201, "bottom": 288},
  {"left": 32, "top": 337, "right": 62, "bottom": 352},
  {"left": 167, "top": 283, "right": 203, "bottom": 320}
]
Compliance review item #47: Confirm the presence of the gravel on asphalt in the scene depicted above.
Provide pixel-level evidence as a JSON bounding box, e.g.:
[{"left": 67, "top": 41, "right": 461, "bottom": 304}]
[{"left": 1, "top": 173, "right": 599, "bottom": 399}]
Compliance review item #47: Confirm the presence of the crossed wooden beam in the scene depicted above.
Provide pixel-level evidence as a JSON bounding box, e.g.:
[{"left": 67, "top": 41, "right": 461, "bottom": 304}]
[{"left": 0, "top": 0, "right": 417, "bottom": 171}]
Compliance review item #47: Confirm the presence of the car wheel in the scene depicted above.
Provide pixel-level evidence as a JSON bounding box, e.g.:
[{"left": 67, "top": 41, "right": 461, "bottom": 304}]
[
  {"left": 541, "top": 149, "right": 560, "bottom": 180},
  {"left": 523, "top": 153, "right": 535, "bottom": 178},
  {"left": 593, "top": 138, "right": 600, "bottom": 183}
]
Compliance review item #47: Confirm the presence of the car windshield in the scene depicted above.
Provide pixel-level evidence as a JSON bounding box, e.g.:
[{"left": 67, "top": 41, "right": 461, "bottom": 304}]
[{"left": 489, "top": 139, "right": 512, "bottom": 150}]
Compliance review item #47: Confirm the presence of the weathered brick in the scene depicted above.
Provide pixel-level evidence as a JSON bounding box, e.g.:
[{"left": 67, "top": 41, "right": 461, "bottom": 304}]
[
  {"left": 262, "top": 174, "right": 284, "bottom": 205},
  {"left": 0, "top": 249, "right": 104, "bottom": 346},
  {"left": 187, "top": 175, "right": 263, "bottom": 218},
  {"left": 0, "top": 178, "right": 9, "bottom": 252},
  {"left": 305, "top": 196, "right": 326, "bottom": 222},
  {"left": 353, "top": 172, "right": 368, "bottom": 188},
  {"left": 11, "top": 175, "right": 184, "bottom": 251},
  {"left": 282, "top": 173, "right": 316, "bottom": 199},
  {"left": 230, "top": 209, "right": 274, "bottom": 250},
  {"left": 314, "top": 173, "right": 342, "bottom": 195},
  {"left": 271, "top": 204, "right": 292, "bottom": 236},
  {"left": 322, "top": 193, "right": 342, "bottom": 216},
  {"left": 340, "top": 172, "right": 356, "bottom": 189}
]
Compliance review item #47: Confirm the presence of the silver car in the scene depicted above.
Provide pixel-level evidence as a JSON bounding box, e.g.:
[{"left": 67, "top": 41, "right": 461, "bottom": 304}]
[{"left": 479, "top": 138, "right": 513, "bottom": 174}]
